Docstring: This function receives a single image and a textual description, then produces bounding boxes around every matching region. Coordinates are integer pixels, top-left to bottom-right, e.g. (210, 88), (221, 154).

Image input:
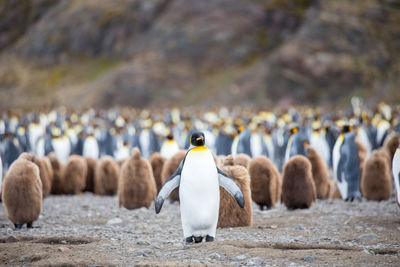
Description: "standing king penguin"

(155, 132), (245, 243)
(333, 125), (362, 201)
(392, 144), (400, 206)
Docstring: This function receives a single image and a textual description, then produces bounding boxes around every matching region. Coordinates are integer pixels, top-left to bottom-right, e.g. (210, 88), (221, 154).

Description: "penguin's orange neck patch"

(192, 146), (208, 152)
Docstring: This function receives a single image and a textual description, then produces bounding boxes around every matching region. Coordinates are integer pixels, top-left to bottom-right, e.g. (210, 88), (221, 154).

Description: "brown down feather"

(248, 156), (281, 210)
(49, 152), (65, 194)
(119, 148), (157, 209)
(94, 156), (119, 195)
(63, 155), (87, 194)
(149, 152), (166, 193)
(234, 153), (251, 169)
(282, 155), (316, 209)
(383, 133), (400, 163)
(84, 157), (96, 192)
(360, 149), (392, 201)
(218, 163), (252, 228)
(19, 152), (52, 198)
(2, 158), (42, 225)
(306, 146), (331, 199)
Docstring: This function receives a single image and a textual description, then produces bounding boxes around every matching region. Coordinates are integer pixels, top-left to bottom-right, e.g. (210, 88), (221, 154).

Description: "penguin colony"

(1, 100), (400, 231)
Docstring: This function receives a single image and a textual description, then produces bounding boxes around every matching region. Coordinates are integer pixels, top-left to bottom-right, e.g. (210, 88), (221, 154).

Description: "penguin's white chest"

(179, 147), (219, 238)
(392, 149), (400, 206)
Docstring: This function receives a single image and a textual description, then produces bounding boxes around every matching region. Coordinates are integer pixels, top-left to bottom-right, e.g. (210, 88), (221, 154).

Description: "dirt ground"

(1, 193), (399, 266)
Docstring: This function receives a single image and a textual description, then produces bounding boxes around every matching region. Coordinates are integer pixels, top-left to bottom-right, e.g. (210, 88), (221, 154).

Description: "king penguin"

(392, 144), (400, 206)
(155, 132), (245, 244)
(333, 125), (362, 201)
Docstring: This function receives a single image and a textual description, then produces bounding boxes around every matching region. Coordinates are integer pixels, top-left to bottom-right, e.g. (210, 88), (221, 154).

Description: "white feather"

(310, 132), (330, 166)
(83, 136), (99, 159)
(250, 133), (262, 158)
(392, 148), (400, 206)
(160, 140), (179, 159)
(180, 148), (219, 238)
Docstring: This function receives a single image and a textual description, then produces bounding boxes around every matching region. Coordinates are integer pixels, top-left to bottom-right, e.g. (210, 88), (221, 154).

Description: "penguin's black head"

(190, 132), (205, 146)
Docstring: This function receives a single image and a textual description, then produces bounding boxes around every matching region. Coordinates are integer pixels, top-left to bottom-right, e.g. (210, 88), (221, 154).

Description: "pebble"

(233, 253), (251, 261)
(136, 240), (150, 246)
(58, 247), (70, 252)
(209, 252), (225, 260)
(5, 235), (18, 243)
(304, 256), (315, 262)
(134, 248), (152, 256)
(106, 218), (122, 225)
(355, 233), (379, 243)
(247, 257), (265, 265)
(295, 224), (305, 230)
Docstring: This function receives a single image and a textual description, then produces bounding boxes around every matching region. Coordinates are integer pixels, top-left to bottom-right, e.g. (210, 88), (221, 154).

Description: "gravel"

(0, 193), (399, 266)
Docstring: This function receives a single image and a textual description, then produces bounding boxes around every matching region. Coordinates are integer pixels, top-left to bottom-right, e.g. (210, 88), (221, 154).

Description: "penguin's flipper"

(217, 167), (245, 208)
(155, 161), (183, 214)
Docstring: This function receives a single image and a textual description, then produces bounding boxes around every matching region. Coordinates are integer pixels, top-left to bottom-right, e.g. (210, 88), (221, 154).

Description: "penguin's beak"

(196, 137), (203, 141)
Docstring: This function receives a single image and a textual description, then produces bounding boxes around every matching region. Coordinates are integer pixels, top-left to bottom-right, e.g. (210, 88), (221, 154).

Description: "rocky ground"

(0, 193), (399, 266)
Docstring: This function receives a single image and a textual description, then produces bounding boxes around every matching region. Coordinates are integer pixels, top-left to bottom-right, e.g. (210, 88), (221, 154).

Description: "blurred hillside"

(0, 0), (399, 109)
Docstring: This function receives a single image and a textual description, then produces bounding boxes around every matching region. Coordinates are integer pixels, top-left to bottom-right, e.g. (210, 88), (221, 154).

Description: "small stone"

(233, 253), (251, 261)
(150, 244), (161, 249)
(304, 256), (315, 262)
(247, 257), (265, 266)
(191, 259), (201, 264)
(58, 247), (70, 252)
(209, 252), (221, 260)
(134, 248), (152, 257)
(60, 240), (67, 244)
(6, 228), (13, 235)
(106, 218), (122, 225)
(363, 249), (371, 255)
(295, 224), (305, 230)
(6, 236), (18, 243)
(270, 224), (278, 229)
(136, 241), (150, 246)
(355, 233), (379, 243)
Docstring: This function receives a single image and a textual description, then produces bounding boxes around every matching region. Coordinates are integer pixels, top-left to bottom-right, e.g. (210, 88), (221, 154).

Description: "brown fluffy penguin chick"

(234, 153), (251, 169)
(49, 152), (65, 194)
(63, 155), (87, 194)
(94, 156), (120, 195)
(383, 133), (400, 162)
(218, 163), (252, 228)
(360, 150), (392, 201)
(2, 158), (42, 229)
(19, 153), (52, 198)
(160, 150), (186, 202)
(149, 152), (166, 193)
(248, 156), (281, 210)
(84, 157), (96, 192)
(282, 155), (316, 209)
(306, 146), (331, 199)
(119, 148), (157, 209)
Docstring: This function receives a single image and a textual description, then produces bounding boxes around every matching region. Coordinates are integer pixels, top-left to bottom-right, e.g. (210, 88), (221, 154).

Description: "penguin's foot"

(185, 236), (194, 244)
(14, 223), (23, 230)
(27, 222), (38, 229)
(194, 236), (203, 243)
(259, 205), (264, 211)
(206, 235), (214, 242)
